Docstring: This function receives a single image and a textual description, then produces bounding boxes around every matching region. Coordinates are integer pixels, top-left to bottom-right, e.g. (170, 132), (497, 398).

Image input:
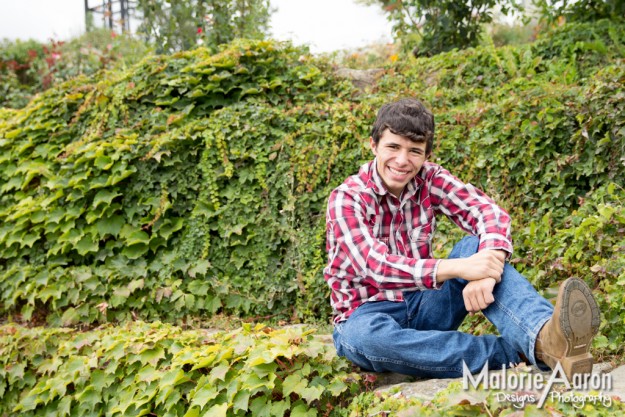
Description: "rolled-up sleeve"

(428, 166), (513, 255)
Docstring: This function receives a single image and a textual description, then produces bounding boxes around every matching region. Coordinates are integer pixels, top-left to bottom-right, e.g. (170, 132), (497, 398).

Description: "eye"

(410, 149), (423, 155)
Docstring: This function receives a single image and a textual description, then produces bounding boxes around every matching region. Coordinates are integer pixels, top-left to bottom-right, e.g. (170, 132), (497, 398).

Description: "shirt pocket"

(408, 221), (435, 255)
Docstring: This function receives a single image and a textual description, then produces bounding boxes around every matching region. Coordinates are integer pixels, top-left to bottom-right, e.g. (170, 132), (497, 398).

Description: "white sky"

(0, 0), (393, 53)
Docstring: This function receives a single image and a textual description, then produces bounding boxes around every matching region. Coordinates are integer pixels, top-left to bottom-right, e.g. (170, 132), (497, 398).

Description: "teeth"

(389, 167), (409, 175)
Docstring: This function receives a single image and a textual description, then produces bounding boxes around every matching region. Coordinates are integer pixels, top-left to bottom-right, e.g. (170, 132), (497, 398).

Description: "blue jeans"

(332, 236), (554, 378)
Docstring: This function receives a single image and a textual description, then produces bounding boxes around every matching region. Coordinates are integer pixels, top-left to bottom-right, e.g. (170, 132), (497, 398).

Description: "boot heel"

(561, 353), (593, 379)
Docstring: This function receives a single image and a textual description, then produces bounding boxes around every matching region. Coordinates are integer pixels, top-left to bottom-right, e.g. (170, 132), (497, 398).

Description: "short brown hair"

(371, 98), (435, 155)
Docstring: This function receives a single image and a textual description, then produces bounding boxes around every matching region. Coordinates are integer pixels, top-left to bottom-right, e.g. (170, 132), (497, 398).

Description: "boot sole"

(558, 278), (601, 375)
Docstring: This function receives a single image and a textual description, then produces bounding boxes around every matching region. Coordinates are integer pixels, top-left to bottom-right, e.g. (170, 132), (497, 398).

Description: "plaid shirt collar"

(366, 157), (424, 202)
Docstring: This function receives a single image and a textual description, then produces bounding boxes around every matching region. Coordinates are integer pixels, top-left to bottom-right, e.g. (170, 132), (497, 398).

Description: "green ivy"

(0, 321), (359, 416)
(1, 22), (624, 347)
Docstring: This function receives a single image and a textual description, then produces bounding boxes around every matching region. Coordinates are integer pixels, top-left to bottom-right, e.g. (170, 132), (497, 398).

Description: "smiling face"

(370, 129), (429, 198)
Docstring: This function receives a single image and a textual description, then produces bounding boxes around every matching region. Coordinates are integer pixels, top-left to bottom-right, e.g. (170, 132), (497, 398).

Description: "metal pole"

(84, 0), (90, 31)
(108, 0), (113, 29)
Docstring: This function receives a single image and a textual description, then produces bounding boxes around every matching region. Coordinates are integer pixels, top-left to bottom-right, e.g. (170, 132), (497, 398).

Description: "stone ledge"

(374, 362), (624, 402)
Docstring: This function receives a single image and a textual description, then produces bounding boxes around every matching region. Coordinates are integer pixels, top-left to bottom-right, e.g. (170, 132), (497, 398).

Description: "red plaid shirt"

(324, 159), (513, 323)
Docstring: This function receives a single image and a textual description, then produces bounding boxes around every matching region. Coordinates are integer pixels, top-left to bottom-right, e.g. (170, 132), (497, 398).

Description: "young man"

(324, 98), (601, 379)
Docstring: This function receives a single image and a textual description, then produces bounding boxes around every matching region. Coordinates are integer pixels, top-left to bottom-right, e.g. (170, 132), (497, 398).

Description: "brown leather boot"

(535, 277), (600, 380)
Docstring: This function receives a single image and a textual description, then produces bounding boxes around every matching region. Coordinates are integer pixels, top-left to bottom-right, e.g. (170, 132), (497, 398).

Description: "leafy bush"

(513, 183), (625, 356)
(0, 321), (359, 416)
(0, 39), (358, 326)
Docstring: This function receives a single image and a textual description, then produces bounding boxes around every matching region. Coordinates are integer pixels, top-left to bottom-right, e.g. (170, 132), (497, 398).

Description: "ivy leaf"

(204, 403), (228, 417)
(188, 260), (211, 278)
(232, 390), (250, 413)
(182, 407), (200, 417)
(137, 365), (160, 382)
(210, 364), (229, 382)
(75, 386), (100, 410)
(92, 189), (121, 208)
(75, 234), (99, 255)
(95, 215), (124, 237)
(190, 385), (218, 409)
(123, 230), (150, 245)
(249, 397), (271, 417)
(282, 373), (307, 397)
(270, 400), (290, 417)
(326, 378), (348, 396)
(128, 278), (145, 293)
(61, 308), (81, 326)
(156, 217), (183, 239)
(159, 368), (189, 388)
(122, 243), (149, 259)
(300, 385), (325, 403)
(94, 155), (113, 170)
(57, 396), (72, 417)
(290, 403), (317, 417)
(140, 347), (165, 367)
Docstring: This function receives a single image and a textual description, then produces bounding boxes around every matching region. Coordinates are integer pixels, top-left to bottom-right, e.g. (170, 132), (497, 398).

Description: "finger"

(468, 293), (481, 312)
(476, 290), (487, 310)
(463, 292), (476, 313)
(481, 291), (495, 308)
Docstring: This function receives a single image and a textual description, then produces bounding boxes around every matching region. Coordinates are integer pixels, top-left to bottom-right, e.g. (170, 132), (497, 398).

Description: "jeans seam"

(340, 339), (462, 374)
(492, 296), (549, 365)
(492, 298), (529, 333)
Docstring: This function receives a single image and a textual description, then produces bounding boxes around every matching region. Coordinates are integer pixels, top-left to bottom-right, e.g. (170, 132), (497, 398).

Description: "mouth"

(387, 166), (412, 178)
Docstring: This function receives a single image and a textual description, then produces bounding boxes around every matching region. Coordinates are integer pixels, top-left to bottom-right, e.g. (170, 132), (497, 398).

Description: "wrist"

(435, 259), (459, 283)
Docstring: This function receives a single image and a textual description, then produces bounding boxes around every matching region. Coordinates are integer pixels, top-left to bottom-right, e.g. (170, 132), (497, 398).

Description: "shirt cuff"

(431, 259), (443, 289)
(416, 259), (442, 290)
(478, 233), (513, 257)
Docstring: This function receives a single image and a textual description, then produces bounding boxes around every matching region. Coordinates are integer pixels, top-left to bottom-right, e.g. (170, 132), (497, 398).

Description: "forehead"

(379, 130), (427, 151)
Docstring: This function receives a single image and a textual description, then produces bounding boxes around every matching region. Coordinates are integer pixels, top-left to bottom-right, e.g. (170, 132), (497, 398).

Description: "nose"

(395, 149), (409, 165)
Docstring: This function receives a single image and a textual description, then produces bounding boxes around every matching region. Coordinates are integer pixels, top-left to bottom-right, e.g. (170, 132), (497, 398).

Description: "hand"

(436, 249), (507, 283)
(458, 249), (505, 282)
(463, 278), (497, 314)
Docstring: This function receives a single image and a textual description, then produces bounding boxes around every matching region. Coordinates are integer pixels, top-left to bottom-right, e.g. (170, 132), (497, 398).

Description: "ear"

(369, 137), (377, 155)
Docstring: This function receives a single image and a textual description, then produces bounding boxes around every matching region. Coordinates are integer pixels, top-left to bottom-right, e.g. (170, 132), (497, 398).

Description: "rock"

(608, 364), (625, 401)
(334, 68), (384, 91)
(374, 362), (622, 403)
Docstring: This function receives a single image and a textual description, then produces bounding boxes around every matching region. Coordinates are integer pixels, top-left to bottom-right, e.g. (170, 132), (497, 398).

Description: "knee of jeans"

(340, 313), (397, 352)
(448, 235), (479, 259)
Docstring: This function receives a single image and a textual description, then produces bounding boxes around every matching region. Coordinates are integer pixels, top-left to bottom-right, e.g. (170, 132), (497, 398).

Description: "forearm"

(335, 241), (439, 290)
(435, 249), (506, 283)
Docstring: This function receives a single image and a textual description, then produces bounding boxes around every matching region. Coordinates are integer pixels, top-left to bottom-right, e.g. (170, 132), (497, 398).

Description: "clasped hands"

(437, 249), (507, 314)
(461, 249), (506, 314)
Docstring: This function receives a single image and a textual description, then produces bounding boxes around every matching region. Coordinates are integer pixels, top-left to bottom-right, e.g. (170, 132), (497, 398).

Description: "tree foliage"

(136, 0), (272, 53)
(0, 30), (150, 109)
(360, 0), (522, 56)
(533, 0), (625, 24)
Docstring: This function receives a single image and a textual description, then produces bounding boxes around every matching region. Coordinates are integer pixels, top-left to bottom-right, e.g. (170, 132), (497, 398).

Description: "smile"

(388, 166), (411, 176)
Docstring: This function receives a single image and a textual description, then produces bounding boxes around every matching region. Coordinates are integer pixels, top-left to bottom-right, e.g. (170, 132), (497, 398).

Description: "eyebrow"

(384, 141), (425, 153)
